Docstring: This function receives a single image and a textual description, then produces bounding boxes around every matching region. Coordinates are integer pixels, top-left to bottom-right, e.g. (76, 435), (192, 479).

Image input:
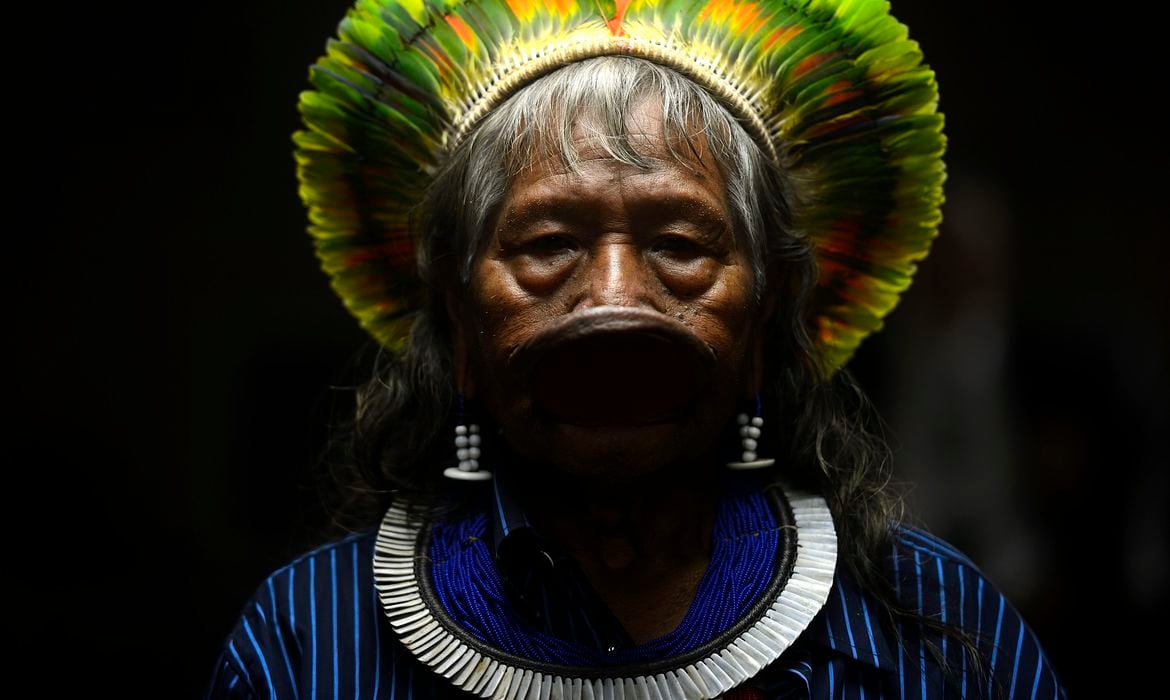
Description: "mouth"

(510, 307), (718, 428)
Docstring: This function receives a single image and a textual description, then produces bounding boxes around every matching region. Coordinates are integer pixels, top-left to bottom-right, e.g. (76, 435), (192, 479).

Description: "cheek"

(467, 259), (563, 353)
(672, 265), (757, 353)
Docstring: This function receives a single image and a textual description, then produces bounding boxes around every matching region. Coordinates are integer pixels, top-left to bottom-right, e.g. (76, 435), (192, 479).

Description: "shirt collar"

(489, 464), (532, 557)
(489, 464), (560, 580)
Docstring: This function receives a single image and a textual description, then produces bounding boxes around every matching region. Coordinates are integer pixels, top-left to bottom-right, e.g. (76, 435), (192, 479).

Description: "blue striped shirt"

(206, 484), (1066, 699)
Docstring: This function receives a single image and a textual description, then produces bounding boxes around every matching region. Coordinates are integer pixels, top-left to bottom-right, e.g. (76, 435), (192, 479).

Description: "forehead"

(515, 95), (723, 179)
(505, 95), (730, 202)
(496, 99), (730, 228)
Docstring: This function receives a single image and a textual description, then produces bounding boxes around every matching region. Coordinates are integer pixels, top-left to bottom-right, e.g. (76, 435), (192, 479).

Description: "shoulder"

(884, 523), (1011, 625)
(881, 524), (1067, 699)
(242, 528), (380, 631)
(204, 529), (383, 699)
(884, 523), (991, 620)
(890, 524), (982, 571)
(267, 529), (379, 589)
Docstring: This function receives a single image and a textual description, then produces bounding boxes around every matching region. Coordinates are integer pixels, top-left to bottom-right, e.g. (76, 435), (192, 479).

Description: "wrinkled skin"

(449, 98), (774, 484)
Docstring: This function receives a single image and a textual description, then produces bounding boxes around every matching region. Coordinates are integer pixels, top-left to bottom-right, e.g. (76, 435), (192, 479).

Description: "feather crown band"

(294, 0), (946, 373)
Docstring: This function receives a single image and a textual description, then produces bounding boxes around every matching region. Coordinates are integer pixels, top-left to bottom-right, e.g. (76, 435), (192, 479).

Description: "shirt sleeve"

(962, 565), (1067, 700)
(203, 583), (293, 700)
(204, 650), (257, 699)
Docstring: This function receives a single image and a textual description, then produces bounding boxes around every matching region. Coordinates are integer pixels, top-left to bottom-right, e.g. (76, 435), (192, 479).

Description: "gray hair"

(330, 59), (973, 671)
(414, 55), (803, 303)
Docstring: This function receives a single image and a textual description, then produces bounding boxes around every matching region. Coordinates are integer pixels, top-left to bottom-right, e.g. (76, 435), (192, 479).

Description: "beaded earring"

(727, 393), (776, 470)
(443, 392), (492, 481)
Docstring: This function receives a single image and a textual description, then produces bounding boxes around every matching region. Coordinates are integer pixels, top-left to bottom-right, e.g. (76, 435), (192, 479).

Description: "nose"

(576, 240), (653, 311)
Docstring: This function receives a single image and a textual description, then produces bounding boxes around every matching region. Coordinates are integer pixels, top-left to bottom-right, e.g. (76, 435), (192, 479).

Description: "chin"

(525, 420), (713, 483)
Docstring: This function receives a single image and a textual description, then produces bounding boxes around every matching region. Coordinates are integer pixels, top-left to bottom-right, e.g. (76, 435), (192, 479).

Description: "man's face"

(452, 97), (766, 482)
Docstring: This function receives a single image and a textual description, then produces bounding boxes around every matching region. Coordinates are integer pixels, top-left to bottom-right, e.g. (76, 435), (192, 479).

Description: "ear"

(445, 289), (475, 398)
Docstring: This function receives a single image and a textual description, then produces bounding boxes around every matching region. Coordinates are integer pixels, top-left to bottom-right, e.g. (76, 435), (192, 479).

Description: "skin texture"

(449, 98), (775, 643)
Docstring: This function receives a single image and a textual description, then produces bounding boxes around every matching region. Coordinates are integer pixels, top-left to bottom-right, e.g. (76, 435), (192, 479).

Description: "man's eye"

(653, 236), (700, 254)
(526, 235), (577, 254)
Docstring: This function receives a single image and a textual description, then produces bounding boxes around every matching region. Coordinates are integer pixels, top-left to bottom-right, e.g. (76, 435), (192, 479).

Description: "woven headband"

(294, 0), (946, 373)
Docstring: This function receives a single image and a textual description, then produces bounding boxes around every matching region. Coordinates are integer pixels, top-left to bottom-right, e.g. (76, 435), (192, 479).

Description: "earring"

(727, 393), (775, 470)
(443, 392), (492, 481)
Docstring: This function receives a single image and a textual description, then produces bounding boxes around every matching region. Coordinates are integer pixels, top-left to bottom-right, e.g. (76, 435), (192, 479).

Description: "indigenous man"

(207, 2), (1065, 698)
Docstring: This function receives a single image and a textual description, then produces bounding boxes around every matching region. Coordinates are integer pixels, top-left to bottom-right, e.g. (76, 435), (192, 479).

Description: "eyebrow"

(497, 194), (731, 235)
(497, 198), (597, 232)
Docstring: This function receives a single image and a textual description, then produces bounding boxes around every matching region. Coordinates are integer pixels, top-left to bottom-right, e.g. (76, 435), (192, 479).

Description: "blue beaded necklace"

(427, 478), (781, 667)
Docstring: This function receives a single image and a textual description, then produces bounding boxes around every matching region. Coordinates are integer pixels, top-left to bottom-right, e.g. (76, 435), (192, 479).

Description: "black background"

(22, 1), (1166, 695)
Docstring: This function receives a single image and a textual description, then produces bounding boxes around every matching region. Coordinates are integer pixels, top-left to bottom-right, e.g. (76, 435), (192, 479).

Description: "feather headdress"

(294, 0), (945, 373)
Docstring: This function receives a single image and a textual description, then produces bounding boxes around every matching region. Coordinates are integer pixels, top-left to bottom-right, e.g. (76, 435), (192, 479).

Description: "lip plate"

(514, 307), (718, 428)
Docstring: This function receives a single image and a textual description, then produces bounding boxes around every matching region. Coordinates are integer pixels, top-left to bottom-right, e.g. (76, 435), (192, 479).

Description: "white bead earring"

(443, 392), (492, 481)
(727, 393), (776, 470)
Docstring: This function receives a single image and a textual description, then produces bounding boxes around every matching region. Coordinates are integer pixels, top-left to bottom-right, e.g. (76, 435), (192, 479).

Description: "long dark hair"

(313, 55), (987, 693)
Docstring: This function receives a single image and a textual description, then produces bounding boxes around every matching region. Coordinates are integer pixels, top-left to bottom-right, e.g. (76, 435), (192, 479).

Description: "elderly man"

(206, 1), (1065, 698)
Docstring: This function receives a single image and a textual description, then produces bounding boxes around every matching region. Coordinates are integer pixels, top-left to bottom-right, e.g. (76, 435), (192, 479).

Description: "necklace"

(429, 483), (781, 665)
(373, 483), (836, 699)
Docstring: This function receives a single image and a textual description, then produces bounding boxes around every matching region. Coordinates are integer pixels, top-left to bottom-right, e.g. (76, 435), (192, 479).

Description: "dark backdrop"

(25, 1), (1165, 695)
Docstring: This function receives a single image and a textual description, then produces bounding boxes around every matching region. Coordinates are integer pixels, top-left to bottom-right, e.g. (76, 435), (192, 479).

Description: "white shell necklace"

(373, 484), (837, 699)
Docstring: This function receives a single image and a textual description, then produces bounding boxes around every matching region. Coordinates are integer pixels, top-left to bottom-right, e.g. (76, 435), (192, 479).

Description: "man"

(207, 2), (1065, 698)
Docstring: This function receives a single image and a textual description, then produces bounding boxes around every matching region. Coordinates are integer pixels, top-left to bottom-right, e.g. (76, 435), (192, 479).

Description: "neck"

(510, 455), (722, 643)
